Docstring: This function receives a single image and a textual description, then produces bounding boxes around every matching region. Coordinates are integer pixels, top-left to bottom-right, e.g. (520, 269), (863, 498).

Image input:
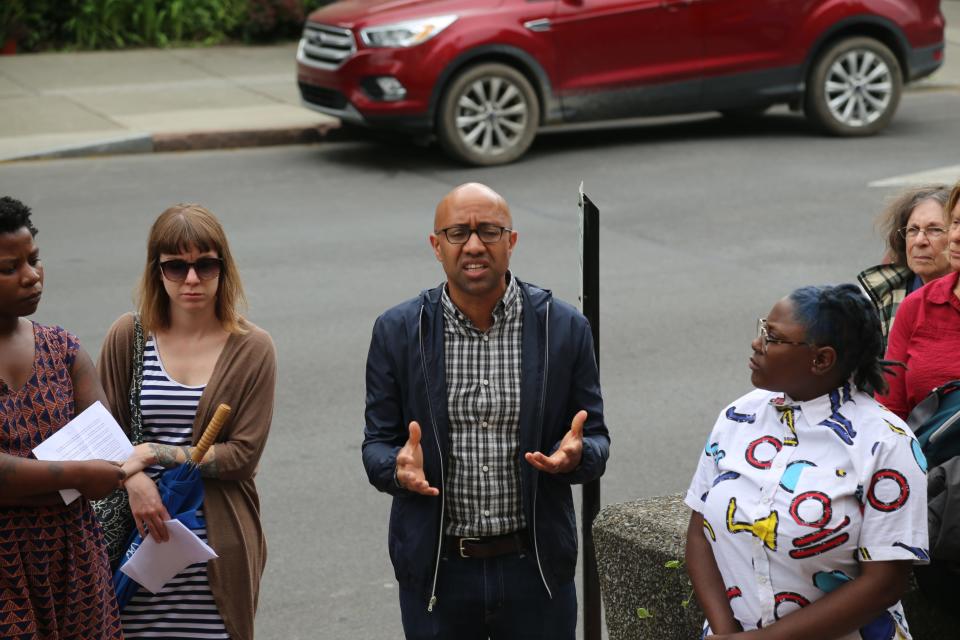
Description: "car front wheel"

(437, 63), (540, 166)
(805, 37), (902, 136)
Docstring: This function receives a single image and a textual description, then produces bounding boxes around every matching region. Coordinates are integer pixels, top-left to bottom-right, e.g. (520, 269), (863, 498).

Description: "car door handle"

(523, 18), (552, 32)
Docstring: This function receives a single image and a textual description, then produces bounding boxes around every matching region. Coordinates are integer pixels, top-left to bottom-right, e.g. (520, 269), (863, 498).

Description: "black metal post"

(578, 186), (601, 640)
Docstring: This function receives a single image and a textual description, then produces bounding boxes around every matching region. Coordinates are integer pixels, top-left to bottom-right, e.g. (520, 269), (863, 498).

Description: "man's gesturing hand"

(395, 421), (440, 496)
(524, 410), (586, 474)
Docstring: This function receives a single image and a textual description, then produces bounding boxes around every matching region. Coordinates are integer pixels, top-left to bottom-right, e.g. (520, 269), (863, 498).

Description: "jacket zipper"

(531, 300), (553, 599)
(419, 304), (445, 613)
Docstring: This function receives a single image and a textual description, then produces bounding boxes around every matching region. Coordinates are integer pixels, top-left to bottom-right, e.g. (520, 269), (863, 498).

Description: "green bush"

(243, 0), (334, 41)
(0, 2), (21, 46)
(64, 0), (248, 49)
(3, 0), (76, 51)
(2, 0), (332, 52)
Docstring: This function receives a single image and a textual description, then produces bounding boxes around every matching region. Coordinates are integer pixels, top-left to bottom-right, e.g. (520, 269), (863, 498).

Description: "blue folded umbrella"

(113, 461), (206, 608)
(113, 404), (231, 609)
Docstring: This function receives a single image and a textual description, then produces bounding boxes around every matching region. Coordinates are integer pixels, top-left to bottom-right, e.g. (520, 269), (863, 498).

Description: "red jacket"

(878, 271), (960, 419)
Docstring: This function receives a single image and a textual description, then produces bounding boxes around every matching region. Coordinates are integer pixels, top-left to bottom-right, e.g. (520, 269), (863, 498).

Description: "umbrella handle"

(192, 404), (231, 464)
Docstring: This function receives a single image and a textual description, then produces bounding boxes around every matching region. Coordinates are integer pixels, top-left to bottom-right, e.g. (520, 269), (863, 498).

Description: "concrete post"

(592, 495), (702, 640)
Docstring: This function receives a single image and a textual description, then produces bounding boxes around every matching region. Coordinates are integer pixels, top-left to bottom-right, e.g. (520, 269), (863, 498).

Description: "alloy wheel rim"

(824, 49), (893, 127)
(455, 77), (529, 156)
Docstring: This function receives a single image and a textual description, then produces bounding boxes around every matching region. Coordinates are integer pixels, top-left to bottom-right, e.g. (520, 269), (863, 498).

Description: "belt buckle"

(458, 537), (481, 558)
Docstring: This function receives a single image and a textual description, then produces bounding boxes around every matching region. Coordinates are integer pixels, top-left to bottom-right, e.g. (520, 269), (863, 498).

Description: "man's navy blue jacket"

(363, 278), (610, 609)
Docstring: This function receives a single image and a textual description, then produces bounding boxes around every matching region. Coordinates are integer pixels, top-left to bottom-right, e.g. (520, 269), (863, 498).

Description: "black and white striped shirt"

(122, 337), (229, 639)
(442, 275), (525, 537)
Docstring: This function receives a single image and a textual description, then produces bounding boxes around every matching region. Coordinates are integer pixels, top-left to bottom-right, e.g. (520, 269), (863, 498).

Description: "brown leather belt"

(446, 530), (527, 559)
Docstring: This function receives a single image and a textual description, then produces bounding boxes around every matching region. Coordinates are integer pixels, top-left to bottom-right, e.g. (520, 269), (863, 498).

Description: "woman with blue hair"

(685, 284), (929, 639)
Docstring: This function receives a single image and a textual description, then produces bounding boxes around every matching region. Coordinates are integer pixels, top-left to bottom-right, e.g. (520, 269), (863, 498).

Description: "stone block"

(593, 495), (702, 640)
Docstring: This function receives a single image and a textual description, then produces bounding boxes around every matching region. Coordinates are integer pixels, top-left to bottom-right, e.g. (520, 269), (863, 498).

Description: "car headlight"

(360, 15), (457, 48)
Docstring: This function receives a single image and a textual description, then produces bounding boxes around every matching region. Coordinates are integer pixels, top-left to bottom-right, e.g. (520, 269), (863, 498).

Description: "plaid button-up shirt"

(441, 274), (525, 537)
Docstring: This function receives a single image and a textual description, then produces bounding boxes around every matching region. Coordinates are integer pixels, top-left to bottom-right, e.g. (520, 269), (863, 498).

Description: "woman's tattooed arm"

(146, 443), (220, 478)
(147, 443), (190, 468)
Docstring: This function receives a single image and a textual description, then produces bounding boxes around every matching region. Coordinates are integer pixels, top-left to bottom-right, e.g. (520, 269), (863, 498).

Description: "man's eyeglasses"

(756, 318), (811, 354)
(158, 257), (223, 282)
(435, 224), (512, 245)
(898, 225), (946, 240)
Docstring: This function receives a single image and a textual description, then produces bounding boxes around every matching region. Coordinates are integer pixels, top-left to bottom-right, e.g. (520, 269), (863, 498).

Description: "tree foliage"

(1, 0), (333, 51)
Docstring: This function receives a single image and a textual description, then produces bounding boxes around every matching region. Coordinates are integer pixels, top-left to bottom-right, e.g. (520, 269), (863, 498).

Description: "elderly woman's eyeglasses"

(756, 318), (811, 354)
(435, 224), (512, 244)
(898, 225), (946, 240)
(158, 257), (223, 282)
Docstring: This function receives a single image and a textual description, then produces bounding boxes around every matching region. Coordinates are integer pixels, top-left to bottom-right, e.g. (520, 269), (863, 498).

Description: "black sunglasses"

(158, 257), (223, 282)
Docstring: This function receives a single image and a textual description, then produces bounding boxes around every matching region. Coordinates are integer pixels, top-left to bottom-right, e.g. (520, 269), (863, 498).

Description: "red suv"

(297, 0), (944, 166)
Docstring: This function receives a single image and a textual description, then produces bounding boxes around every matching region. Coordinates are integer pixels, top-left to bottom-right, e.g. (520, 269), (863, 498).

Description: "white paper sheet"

(32, 400), (134, 504)
(119, 519), (218, 593)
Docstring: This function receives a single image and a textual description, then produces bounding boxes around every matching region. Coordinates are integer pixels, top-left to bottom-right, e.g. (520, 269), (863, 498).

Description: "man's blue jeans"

(399, 548), (577, 639)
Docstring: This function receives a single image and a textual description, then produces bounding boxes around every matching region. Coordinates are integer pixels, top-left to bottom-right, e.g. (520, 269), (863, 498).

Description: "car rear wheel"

(805, 37), (902, 136)
(437, 63), (540, 166)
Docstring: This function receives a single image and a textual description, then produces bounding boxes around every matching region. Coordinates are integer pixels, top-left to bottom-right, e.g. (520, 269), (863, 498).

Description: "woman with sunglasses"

(685, 284), (928, 639)
(0, 196), (126, 638)
(99, 204), (277, 640)
(856, 184), (951, 351)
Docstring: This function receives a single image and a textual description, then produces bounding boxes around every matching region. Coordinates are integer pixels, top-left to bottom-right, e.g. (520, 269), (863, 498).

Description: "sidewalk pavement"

(0, 43), (339, 162)
(1, 4), (959, 164)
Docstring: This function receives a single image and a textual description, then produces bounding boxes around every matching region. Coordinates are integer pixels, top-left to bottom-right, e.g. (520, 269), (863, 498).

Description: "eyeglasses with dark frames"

(898, 225), (947, 240)
(756, 318), (811, 354)
(158, 257), (224, 282)
(435, 224), (512, 245)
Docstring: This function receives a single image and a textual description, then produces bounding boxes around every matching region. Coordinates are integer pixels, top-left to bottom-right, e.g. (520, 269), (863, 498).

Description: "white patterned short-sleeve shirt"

(685, 382), (929, 639)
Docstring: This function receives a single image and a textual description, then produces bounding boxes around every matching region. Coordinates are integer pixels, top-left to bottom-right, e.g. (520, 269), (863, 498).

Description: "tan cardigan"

(98, 313), (277, 640)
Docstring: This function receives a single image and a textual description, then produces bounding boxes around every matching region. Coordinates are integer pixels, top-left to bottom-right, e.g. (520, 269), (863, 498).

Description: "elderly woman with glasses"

(98, 204), (277, 640)
(685, 284), (928, 640)
(857, 184), (951, 350)
(877, 182), (960, 422)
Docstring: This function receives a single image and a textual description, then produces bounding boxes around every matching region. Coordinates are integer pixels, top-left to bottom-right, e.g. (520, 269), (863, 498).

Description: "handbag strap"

(937, 380), (960, 396)
(128, 314), (145, 445)
(908, 380), (960, 435)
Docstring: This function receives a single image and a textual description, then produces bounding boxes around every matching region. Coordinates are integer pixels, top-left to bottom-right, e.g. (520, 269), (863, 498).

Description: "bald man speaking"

(363, 183), (610, 639)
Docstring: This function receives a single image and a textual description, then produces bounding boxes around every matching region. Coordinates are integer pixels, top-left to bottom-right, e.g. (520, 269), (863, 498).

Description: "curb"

(905, 82), (960, 94)
(2, 121), (350, 163)
(4, 133), (154, 163)
(152, 121), (343, 152)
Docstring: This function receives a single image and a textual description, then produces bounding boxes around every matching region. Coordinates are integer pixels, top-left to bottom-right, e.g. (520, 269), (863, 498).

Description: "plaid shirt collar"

(440, 271), (521, 334)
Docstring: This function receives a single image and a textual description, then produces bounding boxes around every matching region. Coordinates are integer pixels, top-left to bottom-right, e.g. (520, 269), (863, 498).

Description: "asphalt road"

(1, 90), (959, 639)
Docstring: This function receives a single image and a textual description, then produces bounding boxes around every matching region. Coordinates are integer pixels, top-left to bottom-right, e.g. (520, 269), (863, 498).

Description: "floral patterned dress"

(0, 323), (123, 639)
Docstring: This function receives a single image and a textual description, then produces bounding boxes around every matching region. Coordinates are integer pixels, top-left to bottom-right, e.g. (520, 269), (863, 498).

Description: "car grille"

(299, 23), (356, 68)
(299, 83), (349, 110)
